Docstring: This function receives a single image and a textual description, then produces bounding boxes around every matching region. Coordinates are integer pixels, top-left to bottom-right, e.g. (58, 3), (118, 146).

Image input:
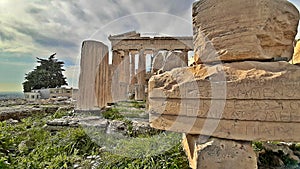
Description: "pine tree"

(22, 53), (68, 92)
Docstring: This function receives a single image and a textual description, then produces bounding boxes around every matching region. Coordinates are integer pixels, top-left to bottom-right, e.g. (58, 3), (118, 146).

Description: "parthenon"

(77, 31), (193, 110)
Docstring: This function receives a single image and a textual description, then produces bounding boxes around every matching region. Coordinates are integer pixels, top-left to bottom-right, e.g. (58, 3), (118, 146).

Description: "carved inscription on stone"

(149, 62), (300, 141)
(149, 99), (300, 122)
(149, 114), (300, 141)
(155, 79), (300, 100)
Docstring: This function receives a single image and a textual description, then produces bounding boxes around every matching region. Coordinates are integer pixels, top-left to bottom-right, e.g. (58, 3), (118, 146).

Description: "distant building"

(24, 86), (78, 101)
(24, 92), (41, 101)
(32, 89), (50, 99)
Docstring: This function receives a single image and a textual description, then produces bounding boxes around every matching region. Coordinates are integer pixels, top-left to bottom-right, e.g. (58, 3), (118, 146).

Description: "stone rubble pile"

(45, 113), (155, 136)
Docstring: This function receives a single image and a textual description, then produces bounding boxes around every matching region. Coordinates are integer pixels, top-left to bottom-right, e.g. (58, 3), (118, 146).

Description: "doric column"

(112, 50), (121, 66)
(78, 40), (109, 110)
(135, 50), (146, 101)
(111, 50), (121, 102)
(95, 45), (109, 108)
(124, 50), (130, 80)
(151, 50), (159, 70)
(182, 50), (189, 66)
(107, 64), (113, 103)
(120, 50), (130, 101)
(130, 51), (137, 80)
(130, 50), (137, 96)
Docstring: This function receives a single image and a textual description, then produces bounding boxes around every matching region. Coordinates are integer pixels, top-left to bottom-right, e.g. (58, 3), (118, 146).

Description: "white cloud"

(64, 65), (80, 88)
(1, 0), (299, 91)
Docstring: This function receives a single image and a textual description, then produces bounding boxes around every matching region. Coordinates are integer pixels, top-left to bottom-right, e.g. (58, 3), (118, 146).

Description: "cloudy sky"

(0, 0), (299, 92)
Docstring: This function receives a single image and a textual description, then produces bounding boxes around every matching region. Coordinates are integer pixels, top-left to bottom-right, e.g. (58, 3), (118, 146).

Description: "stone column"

(182, 50), (189, 66)
(78, 40), (109, 110)
(119, 50), (130, 101)
(95, 45), (109, 108)
(130, 51), (136, 79)
(107, 64), (113, 103)
(150, 50), (158, 71)
(129, 51), (137, 97)
(135, 50), (146, 101)
(111, 50), (121, 102)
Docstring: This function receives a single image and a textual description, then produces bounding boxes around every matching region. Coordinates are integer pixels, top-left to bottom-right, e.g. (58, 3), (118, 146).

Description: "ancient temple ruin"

(77, 31), (193, 110)
(77, 0), (300, 168)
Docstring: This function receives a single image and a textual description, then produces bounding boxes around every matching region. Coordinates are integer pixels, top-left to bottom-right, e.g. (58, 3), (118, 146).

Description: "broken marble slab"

(149, 61), (300, 141)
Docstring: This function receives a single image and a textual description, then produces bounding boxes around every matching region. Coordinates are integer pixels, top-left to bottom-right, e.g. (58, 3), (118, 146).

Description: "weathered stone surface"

(182, 136), (257, 169)
(109, 31), (193, 51)
(135, 51), (146, 101)
(120, 51), (131, 101)
(95, 42), (110, 108)
(291, 40), (300, 64)
(149, 61), (300, 141)
(107, 65), (114, 103)
(151, 53), (165, 73)
(193, 0), (300, 63)
(78, 40), (109, 110)
(149, 61), (300, 99)
(135, 85), (145, 101)
(150, 114), (300, 141)
(152, 52), (188, 74)
(161, 52), (188, 72)
(111, 50), (132, 101)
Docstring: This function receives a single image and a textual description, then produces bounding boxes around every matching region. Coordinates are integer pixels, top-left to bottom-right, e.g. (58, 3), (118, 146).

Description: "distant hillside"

(0, 92), (24, 100)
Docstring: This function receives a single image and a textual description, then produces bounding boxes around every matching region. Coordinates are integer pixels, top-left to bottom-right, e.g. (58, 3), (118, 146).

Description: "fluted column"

(182, 50), (189, 66)
(151, 50), (159, 71)
(78, 40), (109, 110)
(135, 50), (146, 101)
(111, 50), (121, 102)
(107, 64), (113, 103)
(130, 51), (137, 96)
(119, 50), (130, 101)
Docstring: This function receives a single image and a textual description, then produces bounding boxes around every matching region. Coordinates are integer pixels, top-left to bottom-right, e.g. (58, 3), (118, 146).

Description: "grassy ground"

(0, 107), (190, 169)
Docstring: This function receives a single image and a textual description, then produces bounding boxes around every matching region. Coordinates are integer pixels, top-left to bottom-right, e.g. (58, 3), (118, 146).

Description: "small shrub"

(252, 141), (264, 151)
(102, 108), (124, 120)
(52, 110), (69, 119)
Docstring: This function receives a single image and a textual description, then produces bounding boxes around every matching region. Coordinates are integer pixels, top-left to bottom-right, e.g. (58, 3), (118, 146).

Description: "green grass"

(0, 112), (190, 169)
(97, 142), (190, 169)
(0, 115), (98, 168)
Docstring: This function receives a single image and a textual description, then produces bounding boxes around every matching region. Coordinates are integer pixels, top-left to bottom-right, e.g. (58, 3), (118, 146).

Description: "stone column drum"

(111, 50), (122, 102)
(95, 43), (109, 108)
(78, 40), (109, 110)
(135, 50), (146, 101)
(130, 51), (137, 97)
